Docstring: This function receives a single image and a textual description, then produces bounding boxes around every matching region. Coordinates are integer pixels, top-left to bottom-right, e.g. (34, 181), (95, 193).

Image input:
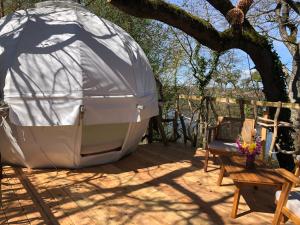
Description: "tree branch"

(275, 0), (297, 54)
(108, 0), (224, 51)
(282, 0), (300, 15)
(205, 0), (234, 18)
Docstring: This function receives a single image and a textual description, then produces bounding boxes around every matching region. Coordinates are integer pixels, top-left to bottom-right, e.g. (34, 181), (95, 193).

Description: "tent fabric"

(0, 1), (158, 126)
(0, 1), (158, 168)
(0, 117), (29, 167)
(0, 119), (149, 168)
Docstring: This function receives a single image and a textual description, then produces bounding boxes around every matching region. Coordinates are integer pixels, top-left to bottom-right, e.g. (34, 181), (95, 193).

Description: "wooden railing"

(179, 95), (300, 110)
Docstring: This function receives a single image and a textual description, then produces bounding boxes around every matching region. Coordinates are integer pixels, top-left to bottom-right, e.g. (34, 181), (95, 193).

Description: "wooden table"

(218, 155), (286, 219)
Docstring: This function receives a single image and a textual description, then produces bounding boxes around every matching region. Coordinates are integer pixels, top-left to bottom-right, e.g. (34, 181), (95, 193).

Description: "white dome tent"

(0, 0), (158, 168)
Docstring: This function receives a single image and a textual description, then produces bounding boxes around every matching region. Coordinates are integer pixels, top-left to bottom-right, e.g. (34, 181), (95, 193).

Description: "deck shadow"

(0, 143), (277, 225)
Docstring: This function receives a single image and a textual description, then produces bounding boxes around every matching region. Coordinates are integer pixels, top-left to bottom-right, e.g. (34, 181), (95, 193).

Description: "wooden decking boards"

(0, 143), (278, 225)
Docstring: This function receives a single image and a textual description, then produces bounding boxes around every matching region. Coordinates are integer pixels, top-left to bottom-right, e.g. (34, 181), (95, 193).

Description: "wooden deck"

(0, 143), (279, 225)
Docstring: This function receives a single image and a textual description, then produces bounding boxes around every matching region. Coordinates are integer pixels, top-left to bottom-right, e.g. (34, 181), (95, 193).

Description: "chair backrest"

(216, 116), (255, 143)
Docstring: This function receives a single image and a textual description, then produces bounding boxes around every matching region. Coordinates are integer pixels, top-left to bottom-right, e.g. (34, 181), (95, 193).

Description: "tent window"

(80, 123), (129, 156)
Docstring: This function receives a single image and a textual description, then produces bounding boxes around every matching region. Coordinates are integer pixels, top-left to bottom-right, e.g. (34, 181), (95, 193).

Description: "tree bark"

(108, 0), (295, 169)
(276, 0), (300, 169)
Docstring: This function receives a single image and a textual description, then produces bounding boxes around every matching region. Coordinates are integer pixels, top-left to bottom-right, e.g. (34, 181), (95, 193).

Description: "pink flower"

(236, 138), (262, 156)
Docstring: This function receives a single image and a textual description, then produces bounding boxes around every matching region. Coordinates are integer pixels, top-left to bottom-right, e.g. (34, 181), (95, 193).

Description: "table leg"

(217, 163), (225, 186)
(231, 183), (241, 219)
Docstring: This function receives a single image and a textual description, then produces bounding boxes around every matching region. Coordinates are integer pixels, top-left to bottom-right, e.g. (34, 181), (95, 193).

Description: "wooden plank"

(23, 170), (79, 225)
(257, 116), (275, 123)
(14, 168), (62, 225)
(87, 155), (194, 224)
(8, 168), (44, 225)
(276, 168), (300, 184)
(257, 122), (274, 127)
(1, 167), (30, 225)
(1, 143), (280, 225)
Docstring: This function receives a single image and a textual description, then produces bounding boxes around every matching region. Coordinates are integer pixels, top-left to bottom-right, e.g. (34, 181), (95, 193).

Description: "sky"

(235, 35), (293, 77)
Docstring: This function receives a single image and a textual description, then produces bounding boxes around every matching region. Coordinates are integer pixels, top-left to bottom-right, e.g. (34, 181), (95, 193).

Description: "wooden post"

(148, 118), (154, 144)
(173, 98), (179, 142)
(260, 110), (268, 161)
(269, 102), (282, 160)
(202, 98), (209, 149)
(157, 102), (168, 146)
(157, 115), (168, 145)
(226, 98), (231, 117)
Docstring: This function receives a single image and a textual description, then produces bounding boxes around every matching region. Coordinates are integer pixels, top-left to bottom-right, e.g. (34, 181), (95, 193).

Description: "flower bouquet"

(236, 137), (262, 169)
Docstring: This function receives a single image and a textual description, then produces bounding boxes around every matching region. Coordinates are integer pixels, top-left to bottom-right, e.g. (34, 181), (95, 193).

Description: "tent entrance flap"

(80, 123), (129, 156)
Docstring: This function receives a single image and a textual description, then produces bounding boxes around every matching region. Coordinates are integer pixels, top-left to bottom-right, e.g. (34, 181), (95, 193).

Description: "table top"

(219, 155), (286, 186)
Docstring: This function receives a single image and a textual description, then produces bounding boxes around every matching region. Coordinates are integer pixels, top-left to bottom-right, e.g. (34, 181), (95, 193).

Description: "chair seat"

(276, 187), (300, 217)
(208, 140), (237, 152)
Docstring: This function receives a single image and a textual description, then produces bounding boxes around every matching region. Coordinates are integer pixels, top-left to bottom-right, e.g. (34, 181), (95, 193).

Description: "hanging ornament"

(226, 7), (244, 26)
(237, 0), (254, 14)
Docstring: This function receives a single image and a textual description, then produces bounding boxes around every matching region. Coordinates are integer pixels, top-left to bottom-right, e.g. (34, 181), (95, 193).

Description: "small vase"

(246, 154), (256, 169)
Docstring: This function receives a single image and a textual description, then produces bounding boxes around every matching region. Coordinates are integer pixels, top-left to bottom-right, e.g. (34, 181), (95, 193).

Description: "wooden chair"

(204, 116), (255, 172)
(273, 158), (300, 225)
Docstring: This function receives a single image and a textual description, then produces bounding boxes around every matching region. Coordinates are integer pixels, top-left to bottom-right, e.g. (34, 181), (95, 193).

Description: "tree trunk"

(289, 45), (300, 164)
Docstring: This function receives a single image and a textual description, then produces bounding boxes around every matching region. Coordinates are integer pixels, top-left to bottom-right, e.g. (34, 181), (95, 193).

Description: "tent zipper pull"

(79, 105), (85, 126)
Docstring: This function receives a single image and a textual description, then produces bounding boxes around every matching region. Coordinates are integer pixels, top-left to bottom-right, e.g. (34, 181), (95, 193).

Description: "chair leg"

(204, 150), (210, 172)
(272, 182), (292, 225)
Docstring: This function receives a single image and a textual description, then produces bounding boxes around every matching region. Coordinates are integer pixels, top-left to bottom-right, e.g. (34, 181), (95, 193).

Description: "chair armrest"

(276, 168), (300, 185)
